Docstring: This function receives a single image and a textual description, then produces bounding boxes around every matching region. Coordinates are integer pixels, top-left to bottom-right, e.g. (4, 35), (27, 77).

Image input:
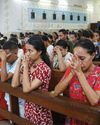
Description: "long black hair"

(28, 35), (51, 67)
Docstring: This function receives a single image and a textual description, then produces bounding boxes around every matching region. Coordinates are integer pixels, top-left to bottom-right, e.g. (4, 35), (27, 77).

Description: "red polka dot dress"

(24, 61), (53, 125)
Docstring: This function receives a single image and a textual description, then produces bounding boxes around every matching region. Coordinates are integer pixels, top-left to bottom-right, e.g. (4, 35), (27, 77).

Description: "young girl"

(51, 39), (100, 125)
(52, 40), (73, 71)
(11, 36), (53, 125)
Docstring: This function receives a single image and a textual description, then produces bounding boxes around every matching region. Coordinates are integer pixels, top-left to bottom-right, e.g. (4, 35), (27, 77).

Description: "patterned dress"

(64, 66), (100, 125)
(23, 61), (53, 125)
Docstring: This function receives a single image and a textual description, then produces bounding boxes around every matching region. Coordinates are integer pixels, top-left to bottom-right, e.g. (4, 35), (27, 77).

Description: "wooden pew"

(0, 82), (100, 125)
(49, 70), (65, 125)
(49, 69), (64, 91)
(0, 69), (99, 125)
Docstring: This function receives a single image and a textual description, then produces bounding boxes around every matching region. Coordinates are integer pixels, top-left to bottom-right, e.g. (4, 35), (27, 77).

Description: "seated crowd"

(0, 28), (100, 125)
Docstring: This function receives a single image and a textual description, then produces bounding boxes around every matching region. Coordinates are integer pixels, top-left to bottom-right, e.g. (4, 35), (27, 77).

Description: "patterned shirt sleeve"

(60, 66), (71, 82)
(93, 75), (100, 91)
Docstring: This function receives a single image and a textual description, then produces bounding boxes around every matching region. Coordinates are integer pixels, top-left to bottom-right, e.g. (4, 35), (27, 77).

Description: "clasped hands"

(68, 54), (82, 74)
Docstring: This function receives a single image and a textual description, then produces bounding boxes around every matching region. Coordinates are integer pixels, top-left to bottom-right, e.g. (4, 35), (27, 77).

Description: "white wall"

(0, 0), (99, 34)
(0, 0), (4, 34)
(91, 1), (100, 22)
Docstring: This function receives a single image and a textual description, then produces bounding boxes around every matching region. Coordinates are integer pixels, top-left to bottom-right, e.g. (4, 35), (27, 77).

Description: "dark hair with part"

(55, 40), (69, 51)
(9, 37), (22, 48)
(3, 40), (18, 51)
(74, 39), (96, 55)
(28, 36), (51, 67)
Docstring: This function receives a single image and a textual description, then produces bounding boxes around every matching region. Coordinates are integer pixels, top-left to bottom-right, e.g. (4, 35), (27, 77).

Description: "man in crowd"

(58, 29), (73, 53)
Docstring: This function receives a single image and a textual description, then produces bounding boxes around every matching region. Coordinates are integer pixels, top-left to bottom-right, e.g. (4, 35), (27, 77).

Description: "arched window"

(53, 13), (56, 20)
(84, 16), (87, 21)
(62, 14), (65, 20)
(31, 10), (35, 19)
(77, 15), (80, 21)
(42, 12), (46, 20)
(70, 13), (73, 21)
